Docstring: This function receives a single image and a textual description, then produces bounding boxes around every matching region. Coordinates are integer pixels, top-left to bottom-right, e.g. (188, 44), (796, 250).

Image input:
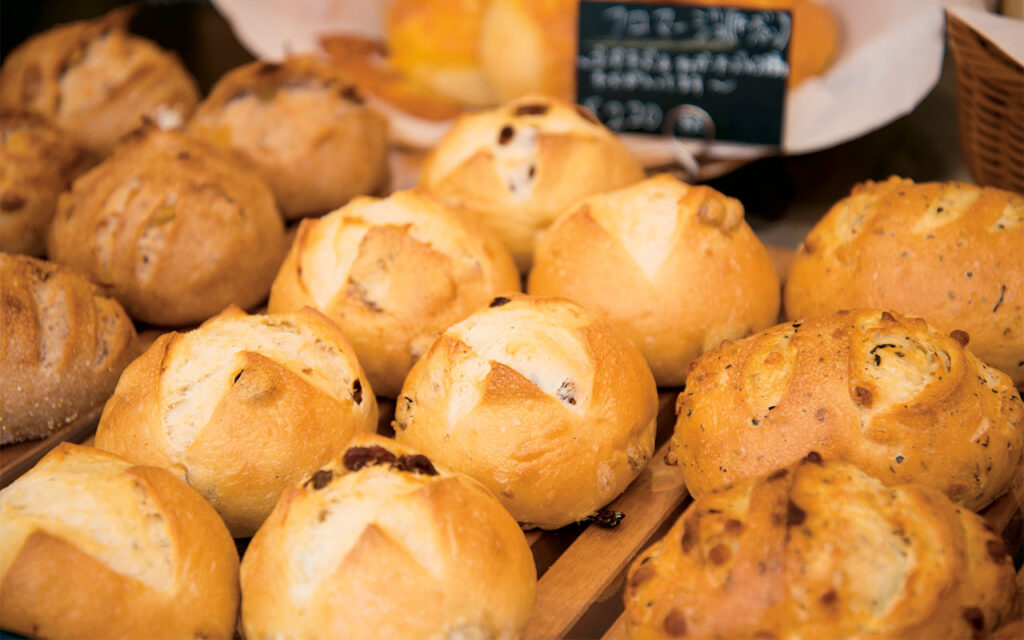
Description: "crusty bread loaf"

(394, 293), (658, 529)
(785, 177), (1024, 388)
(47, 127), (286, 326)
(0, 443), (239, 639)
(268, 187), (521, 397)
(241, 433), (536, 640)
(94, 305), (378, 537)
(624, 455), (1019, 639)
(0, 7), (199, 155)
(529, 174), (780, 387)
(670, 309), (1024, 510)
(1, 254), (137, 445)
(419, 95), (645, 270)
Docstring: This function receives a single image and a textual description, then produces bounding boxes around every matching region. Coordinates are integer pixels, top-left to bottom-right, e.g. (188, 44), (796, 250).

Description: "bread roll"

(529, 174), (780, 387)
(1, 254), (137, 445)
(670, 309), (1024, 510)
(268, 187), (521, 397)
(0, 443), (239, 639)
(785, 177), (1024, 388)
(419, 95), (645, 270)
(48, 127), (285, 326)
(394, 293), (658, 529)
(95, 306), (378, 537)
(0, 7), (199, 155)
(241, 433), (536, 640)
(624, 455), (1019, 639)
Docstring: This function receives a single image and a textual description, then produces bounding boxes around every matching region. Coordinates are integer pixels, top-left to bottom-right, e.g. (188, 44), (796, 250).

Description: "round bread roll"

(670, 309), (1024, 511)
(268, 187), (521, 397)
(241, 433), (536, 640)
(529, 174), (780, 387)
(0, 7), (199, 155)
(189, 56), (389, 220)
(0, 112), (91, 256)
(785, 177), (1024, 389)
(94, 305), (378, 537)
(1, 254), (137, 445)
(394, 293), (658, 529)
(48, 127), (286, 326)
(419, 95), (645, 270)
(624, 455), (1019, 639)
(0, 443), (239, 639)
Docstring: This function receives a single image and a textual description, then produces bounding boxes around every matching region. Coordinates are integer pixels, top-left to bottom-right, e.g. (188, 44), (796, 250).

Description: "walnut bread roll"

(670, 309), (1024, 511)
(0, 443), (239, 639)
(529, 173), (780, 387)
(624, 455), (1019, 639)
(95, 305), (378, 537)
(1, 254), (137, 445)
(240, 433), (536, 640)
(394, 293), (658, 529)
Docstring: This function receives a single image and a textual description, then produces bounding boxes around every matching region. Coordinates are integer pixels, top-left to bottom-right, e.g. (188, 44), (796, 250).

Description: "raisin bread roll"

(419, 95), (645, 270)
(785, 178), (1024, 388)
(1, 254), (137, 445)
(0, 443), (239, 639)
(670, 309), (1024, 510)
(241, 434), (536, 640)
(394, 294), (658, 529)
(95, 306), (377, 537)
(624, 455), (1019, 639)
(529, 174), (780, 387)
(268, 187), (520, 397)
(48, 127), (286, 326)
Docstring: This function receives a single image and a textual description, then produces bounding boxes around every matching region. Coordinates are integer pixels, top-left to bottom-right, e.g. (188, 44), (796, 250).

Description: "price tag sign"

(576, 2), (791, 146)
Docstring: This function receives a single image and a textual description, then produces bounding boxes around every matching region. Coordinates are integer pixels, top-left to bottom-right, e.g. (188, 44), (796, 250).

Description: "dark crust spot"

(342, 445), (397, 471)
(852, 385), (874, 408)
(396, 454), (438, 476)
(767, 468), (788, 482)
(498, 125), (514, 145)
(724, 519), (744, 534)
(820, 590), (839, 606)
(961, 607), (984, 633)
(515, 103), (549, 116)
(993, 284), (1006, 313)
(786, 500), (806, 527)
(308, 469), (333, 490)
(815, 408), (827, 421)
(681, 517), (698, 552)
(341, 85), (364, 104)
(232, 369), (244, 384)
(256, 62), (283, 75)
(575, 103), (600, 124)
(708, 543), (731, 565)
(986, 539), (1007, 563)
(557, 379), (577, 405)
(803, 451), (823, 465)
(630, 564), (656, 588)
(593, 508), (625, 528)
(0, 192), (26, 212)
(663, 608), (688, 637)
(950, 329), (970, 347)
(489, 296), (511, 307)
(351, 378), (363, 405)
(880, 311), (898, 324)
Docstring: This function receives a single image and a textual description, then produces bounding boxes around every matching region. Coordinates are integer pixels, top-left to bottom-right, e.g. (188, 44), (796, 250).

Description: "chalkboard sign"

(576, 2), (791, 146)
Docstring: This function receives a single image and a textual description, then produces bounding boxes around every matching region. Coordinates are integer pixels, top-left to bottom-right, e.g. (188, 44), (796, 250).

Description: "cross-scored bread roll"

(48, 127), (286, 326)
(624, 455), (1019, 639)
(95, 306), (377, 537)
(419, 95), (645, 270)
(241, 433), (536, 640)
(0, 443), (239, 639)
(785, 177), (1024, 388)
(529, 174), (780, 387)
(268, 187), (521, 397)
(1, 254), (137, 445)
(670, 309), (1024, 510)
(394, 294), (658, 529)
(189, 56), (389, 220)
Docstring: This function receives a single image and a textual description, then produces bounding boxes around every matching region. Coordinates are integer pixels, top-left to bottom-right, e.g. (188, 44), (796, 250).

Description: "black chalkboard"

(576, 2), (791, 146)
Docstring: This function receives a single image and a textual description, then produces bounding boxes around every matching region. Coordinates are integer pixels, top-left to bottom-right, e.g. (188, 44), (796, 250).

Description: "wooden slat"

(601, 612), (629, 640)
(0, 406), (102, 488)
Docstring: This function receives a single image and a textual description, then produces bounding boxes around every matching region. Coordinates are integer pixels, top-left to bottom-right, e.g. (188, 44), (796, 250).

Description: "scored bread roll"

(624, 455), (1019, 639)
(95, 306), (378, 537)
(529, 174), (780, 387)
(241, 433), (536, 640)
(670, 309), (1024, 510)
(0, 443), (239, 639)
(1, 254), (137, 445)
(394, 294), (658, 529)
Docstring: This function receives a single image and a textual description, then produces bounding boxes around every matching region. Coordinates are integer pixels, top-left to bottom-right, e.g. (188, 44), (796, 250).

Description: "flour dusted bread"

(624, 456), (1019, 639)
(0, 443), (239, 639)
(241, 433), (536, 640)
(670, 309), (1024, 510)
(1, 254), (136, 445)
(529, 174), (780, 387)
(95, 306), (377, 537)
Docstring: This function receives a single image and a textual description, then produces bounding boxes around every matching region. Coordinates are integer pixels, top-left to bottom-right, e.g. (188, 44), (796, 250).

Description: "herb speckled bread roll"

(241, 433), (536, 640)
(624, 455), (1019, 639)
(95, 305), (377, 537)
(670, 309), (1024, 510)
(0, 443), (239, 639)
(394, 294), (658, 529)
(529, 174), (780, 387)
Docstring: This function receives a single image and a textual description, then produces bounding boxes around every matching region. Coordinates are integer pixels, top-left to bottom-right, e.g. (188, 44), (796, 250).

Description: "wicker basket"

(947, 10), (1024, 193)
